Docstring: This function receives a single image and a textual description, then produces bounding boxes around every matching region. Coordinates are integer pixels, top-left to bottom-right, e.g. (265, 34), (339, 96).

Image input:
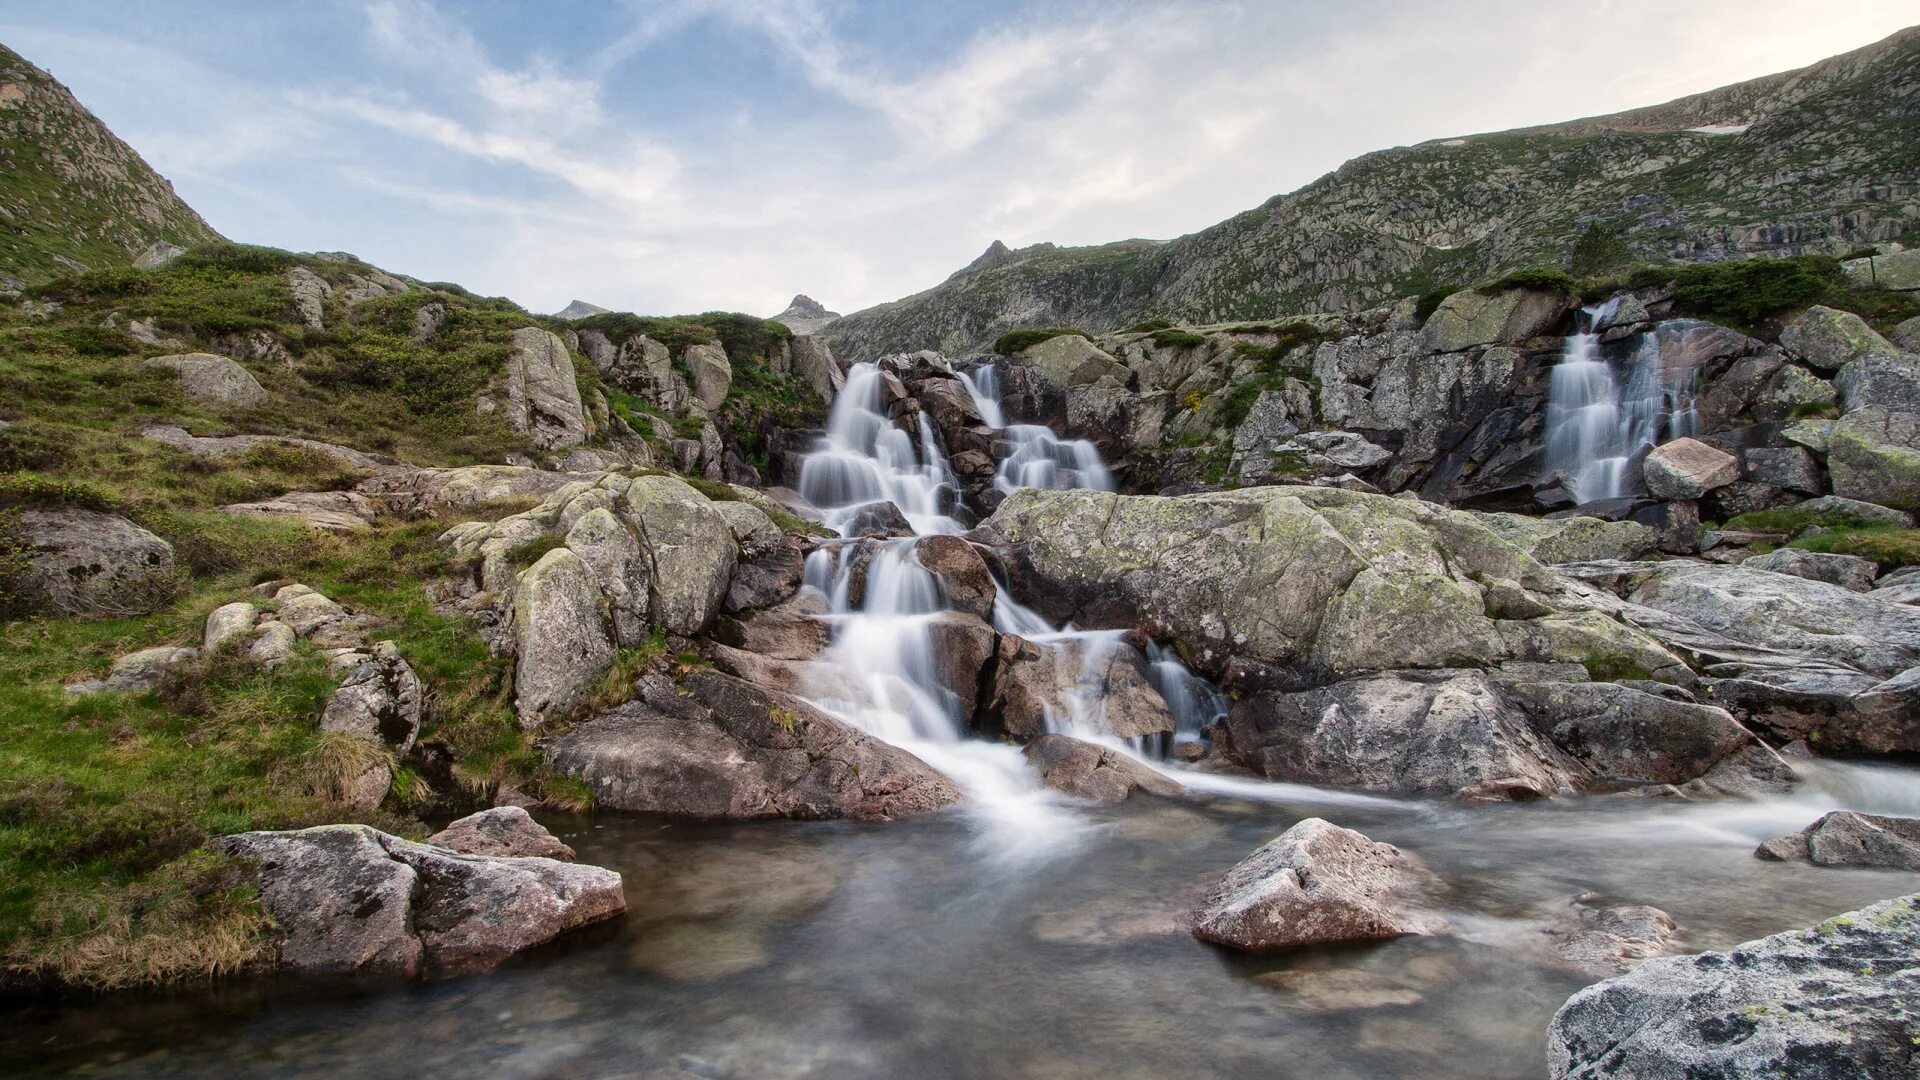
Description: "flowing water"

(8, 360), (1916, 1079)
(1542, 302), (1699, 505)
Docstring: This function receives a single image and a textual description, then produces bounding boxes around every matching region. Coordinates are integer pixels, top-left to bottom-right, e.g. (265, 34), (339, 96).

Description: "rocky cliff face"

(0, 43), (222, 286)
(824, 27), (1920, 360)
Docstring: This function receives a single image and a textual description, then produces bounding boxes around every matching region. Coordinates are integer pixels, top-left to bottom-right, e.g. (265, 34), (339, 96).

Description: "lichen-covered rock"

(15, 508), (176, 617)
(1641, 437), (1739, 500)
(272, 583), (365, 647)
(358, 464), (577, 515)
(501, 327), (588, 450)
(511, 548), (615, 728)
(247, 620), (296, 669)
(202, 601), (257, 652)
(219, 824), (624, 979)
(1628, 562), (1920, 678)
(1504, 680), (1748, 787)
(914, 534), (996, 620)
(1780, 304), (1903, 371)
(1547, 893), (1920, 1079)
(624, 475), (736, 634)
(64, 645), (199, 695)
(789, 335), (844, 403)
(1827, 406), (1920, 511)
(1419, 288), (1570, 353)
(143, 352), (268, 408)
(545, 671), (962, 820)
(221, 490), (381, 531)
(1189, 818), (1445, 951)
(1024, 733), (1182, 802)
(1743, 548), (1878, 592)
(427, 806), (575, 861)
(286, 267), (332, 332)
(682, 341), (732, 411)
(1019, 334), (1127, 387)
(1479, 513), (1657, 564)
(562, 506), (651, 647)
(1756, 810), (1920, 870)
(320, 641), (424, 751)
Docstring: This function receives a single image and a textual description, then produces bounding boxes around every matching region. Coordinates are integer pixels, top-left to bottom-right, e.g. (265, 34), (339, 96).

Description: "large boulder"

(987, 633), (1174, 740)
(1548, 893), (1920, 1079)
(1019, 334), (1127, 387)
(143, 353), (268, 408)
(1628, 563), (1920, 679)
(1225, 670), (1584, 800)
(545, 671), (962, 820)
(562, 506), (651, 646)
(624, 475), (737, 634)
(1024, 733), (1182, 802)
(1826, 406), (1920, 511)
(511, 548), (616, 728)
(1478, 513), (1656, 564)
(1188, 818), (1445, 950)
(501, 327), (588, 450)
(914, 535), (996, 620)
(1641, 437), (1739, 500)
(427, 806), (576, 861)
(220, 824), (624, 979)
(286, 266), (332, 331)
(319, 641), (425, 751)
(1503, 680), (1749, 787)
(1779, 305), (1903, 372)
(1743, 548), (1878, 592)
(682, 342), (733, 411)
(64, 644), (198, 696)
(1419, 287), (1571, 353)
(13, 508), (175, 617)
(1756, 810), (1920, 870)
(789, 335), (844, 404)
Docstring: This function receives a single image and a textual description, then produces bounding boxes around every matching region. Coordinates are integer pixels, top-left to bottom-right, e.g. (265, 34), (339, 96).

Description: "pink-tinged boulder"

(1642, 437), (1740, 500)
(1189, 818), (1445, 950)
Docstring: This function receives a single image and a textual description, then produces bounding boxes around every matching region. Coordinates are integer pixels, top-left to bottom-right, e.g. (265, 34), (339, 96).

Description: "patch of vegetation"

(1722, 506), (1888, 535)
(1121, 318), (1174, 334)
(569, 311), (791, 365)
(1149, 328), (1209, 349)
(1414, 287), (1456, 324)
(1581, 651), (1655, 683)
(1789, 527), (1920, 571)
(991, 327), (1089, 355)
(1665, 256), (1844, 327)
(1569, 221), (1632, 278)
(505, 533), (568, 569)
(1482, 266), (1577, 295)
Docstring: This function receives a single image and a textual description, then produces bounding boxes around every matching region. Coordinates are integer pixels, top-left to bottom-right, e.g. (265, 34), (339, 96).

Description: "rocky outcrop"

(286, 267), (331, 332)
(1023, 734), (1182, 802)
(1548, 893), (1920, 1079)
(544, 671), (962, 821)
(1188, 818), (1444, 950)
(1743, 548), (1878, 592)
(511, 548), (615, 729)
(682, 342), (732, 412)
(772, 294), (841, 336)
(987, 633), (1175, 740)
(319, 641), (424, 751)
(13, 508), (175, 617)
(426, 807), (576, 861)
(219, 824), (624, 979)
(142, 353), (268, 408)
(138, 424), (387, 473)
(500, 327), (588, 450)
(1756, 810), (1920, 870)
(221, 490), (381, 531)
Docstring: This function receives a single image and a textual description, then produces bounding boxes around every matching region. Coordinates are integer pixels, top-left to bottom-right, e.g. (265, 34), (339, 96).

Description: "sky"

(3, 1), (1914, 318)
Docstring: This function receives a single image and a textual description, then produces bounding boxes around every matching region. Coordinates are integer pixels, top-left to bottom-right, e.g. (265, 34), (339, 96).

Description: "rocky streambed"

(5, 761), (1917, 1079)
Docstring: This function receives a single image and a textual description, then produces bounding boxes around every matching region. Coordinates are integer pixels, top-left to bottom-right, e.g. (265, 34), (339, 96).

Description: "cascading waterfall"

(789, 360), (1275, 853)
(1542, 301), (1700, 504)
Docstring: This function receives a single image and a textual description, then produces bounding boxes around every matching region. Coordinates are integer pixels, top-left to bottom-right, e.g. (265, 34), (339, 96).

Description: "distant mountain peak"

(554, 299), (612, 320)
(772, 293), (842, 335)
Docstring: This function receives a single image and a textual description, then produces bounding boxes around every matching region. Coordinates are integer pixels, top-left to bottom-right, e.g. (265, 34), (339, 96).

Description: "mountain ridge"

(823, 25), (1920, 360)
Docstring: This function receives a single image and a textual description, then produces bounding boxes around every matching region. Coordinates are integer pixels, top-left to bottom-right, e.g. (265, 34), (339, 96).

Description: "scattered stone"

(1189, 818), (1445, 951)
(221, 490), (380, 531)
(247, 620), (296, 669)
(1252, 968), (1423, 1011)
(142, 352), (268, 408)
(220, 824), (624, 979)
(427, 806), (575, 861)
(64, 645), (198, 695)
(1548, 893), (1920, 1079)
(1542, 899), (1681, 975)
(202, 601), (257, 652)
(1024, 734), (1183, 802)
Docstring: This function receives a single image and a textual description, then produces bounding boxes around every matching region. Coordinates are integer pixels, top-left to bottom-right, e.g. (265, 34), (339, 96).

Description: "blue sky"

(3, 1), (1913, 317)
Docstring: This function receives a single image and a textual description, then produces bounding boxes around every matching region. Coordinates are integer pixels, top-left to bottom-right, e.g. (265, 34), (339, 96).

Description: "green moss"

(992, 327), (1089, 355)
(1149, 328), (1209, 349)
(1790, 527), (1920, 570)
(1122, 318), (1174, 334)
(1581, 651), (1655, 682)
(1482, 266), (1577, 295)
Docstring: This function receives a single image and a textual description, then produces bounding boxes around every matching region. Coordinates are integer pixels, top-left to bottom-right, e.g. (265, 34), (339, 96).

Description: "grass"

(1722, 506), (1920, 571)
(1149, 328), (1209, 349)
(1481, 266), (1576, 295)
(991, 327), (1089, 355)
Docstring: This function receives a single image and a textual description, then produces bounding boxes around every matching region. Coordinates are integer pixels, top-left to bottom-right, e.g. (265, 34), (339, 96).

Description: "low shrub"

(1150, 328), (1209, 349)
(1482, 266), (1576, 295)
(991, 327), (1088, 355)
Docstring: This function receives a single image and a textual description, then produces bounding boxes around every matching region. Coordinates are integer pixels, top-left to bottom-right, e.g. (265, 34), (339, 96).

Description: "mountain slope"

(0, 43), (222, 286)
(825, 25), (1920, 359)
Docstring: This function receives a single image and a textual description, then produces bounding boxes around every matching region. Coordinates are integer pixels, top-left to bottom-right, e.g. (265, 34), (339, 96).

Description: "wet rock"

(914, 535), (997, 620)
(1542, 899), (1681, 976)
(925, 611), (997, 719)
(842, 500), (914, 537)
(1024, 734), (1181, 802)
(143, 352), (268, 408)
(988, 634), (1175, 740)
(1252, 968), (1423, 1011)
(1189, 818), (1445, 951)
(320, 641), (424, 751)
(14, 508), (176, 617)
(1743, 548), (1878, 592)
(715, 590), (831, 660)
(1505, 680), (1748, 788)
(1756, 810), (1920, 870)
(220, 824), (624, 979)
(427, 806), (575, 861)
(512, 548), (616, 728)
(545, 670), (963, 820)
(501, 327), (588, 450)
(1226, 670), (1584, 799)
(1547, 892), (1920, 1079)
(64, 645), (199, 695)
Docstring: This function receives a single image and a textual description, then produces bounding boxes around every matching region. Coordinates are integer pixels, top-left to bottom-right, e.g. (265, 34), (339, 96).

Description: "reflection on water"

(7, 762), (1918, 1080)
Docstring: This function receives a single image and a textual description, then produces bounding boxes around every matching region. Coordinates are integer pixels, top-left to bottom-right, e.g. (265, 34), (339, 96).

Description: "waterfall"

(1542, 302), (1699, 505)
(784, 360), (1269, 853)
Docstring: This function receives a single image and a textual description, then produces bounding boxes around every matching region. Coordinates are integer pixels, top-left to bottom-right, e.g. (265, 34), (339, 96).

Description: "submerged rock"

(1541, 899), (1681, 976)
(1023, 734), (1182, 803)
(1189, 818), (1444, 951)
(220, 823), (624, 979)
(1548, 893), (1920, 1079)
(1756, 810), (1920, 870)
(545, 671), (962, 820)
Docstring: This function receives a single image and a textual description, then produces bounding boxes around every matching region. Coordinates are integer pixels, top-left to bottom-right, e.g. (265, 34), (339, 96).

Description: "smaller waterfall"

(958, 362), (1115, 495)
(795, 364), (962, 535)
(958, 364), (1006, 428)
(1542, 303), (1699, 504)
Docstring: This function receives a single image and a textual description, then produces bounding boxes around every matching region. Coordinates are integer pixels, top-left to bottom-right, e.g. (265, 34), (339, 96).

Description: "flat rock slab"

(1756, 810), (1920, 870)
(1548, 893), (1920, 1079)
(1024, 733), (1182, 803)
(220, 823), (624, 979)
